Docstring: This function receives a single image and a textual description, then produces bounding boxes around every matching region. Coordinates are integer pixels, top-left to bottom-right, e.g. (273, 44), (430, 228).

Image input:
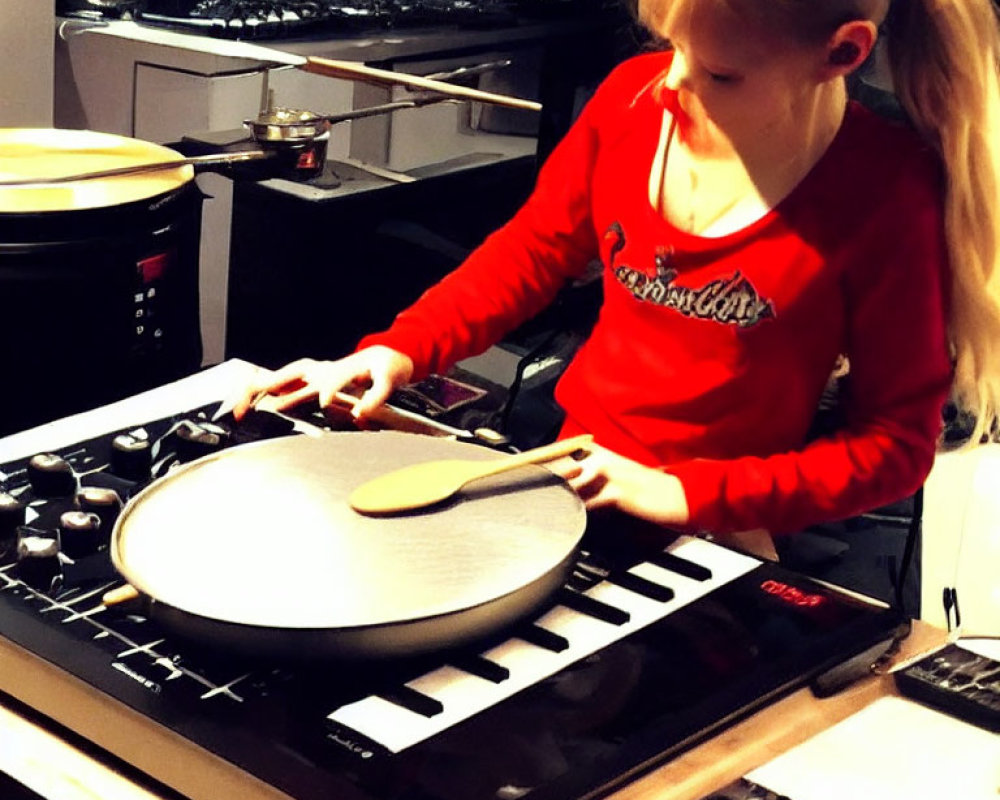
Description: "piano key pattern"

(327, 535), (760, 752)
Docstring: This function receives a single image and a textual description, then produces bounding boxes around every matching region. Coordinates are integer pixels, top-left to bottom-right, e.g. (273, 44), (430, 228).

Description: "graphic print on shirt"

(604, 221), (776, 328)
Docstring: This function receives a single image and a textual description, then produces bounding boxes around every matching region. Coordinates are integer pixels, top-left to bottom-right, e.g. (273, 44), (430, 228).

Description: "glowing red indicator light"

(137, 251), (171, 284)
(760, 579), (826, 608)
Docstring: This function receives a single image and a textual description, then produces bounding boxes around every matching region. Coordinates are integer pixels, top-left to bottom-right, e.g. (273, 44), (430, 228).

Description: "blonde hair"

(634, 0), (1000, 443)
(886, 0), (1000, 443)
(634, 0), (892, 42)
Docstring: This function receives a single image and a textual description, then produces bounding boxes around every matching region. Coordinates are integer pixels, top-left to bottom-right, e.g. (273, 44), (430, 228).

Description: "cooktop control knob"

(27, 453), (76, 498)
(16, 534), (62, 594)
(175, 420), (231, 462)
(111, 434), (152, 482)
(0, 492), (25, 562)
(59, 511), (103, 560)
(75, 487), (122, 542)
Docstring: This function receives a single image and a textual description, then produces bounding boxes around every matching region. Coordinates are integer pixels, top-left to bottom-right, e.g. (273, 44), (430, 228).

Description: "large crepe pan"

(0, 126), (323, 200)
(0, 128), (195, 213)
(107, 431), (586, 661)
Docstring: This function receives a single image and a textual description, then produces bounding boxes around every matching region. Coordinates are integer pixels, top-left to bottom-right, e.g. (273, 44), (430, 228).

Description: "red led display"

(760, 579), (827, 608)
(137, 251), (171, 284)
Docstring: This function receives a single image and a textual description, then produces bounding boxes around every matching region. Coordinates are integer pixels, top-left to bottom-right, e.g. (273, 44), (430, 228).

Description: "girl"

(240, 0), (1000, 540)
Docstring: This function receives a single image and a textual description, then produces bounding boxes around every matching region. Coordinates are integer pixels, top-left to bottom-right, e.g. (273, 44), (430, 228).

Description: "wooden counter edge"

(0, 619), (947, 800)
(604, 619), (948, 800)
(0, 635), (293, 800)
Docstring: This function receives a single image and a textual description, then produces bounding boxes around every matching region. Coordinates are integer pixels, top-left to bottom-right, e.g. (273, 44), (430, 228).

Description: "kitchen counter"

(0, 621), (957, 800)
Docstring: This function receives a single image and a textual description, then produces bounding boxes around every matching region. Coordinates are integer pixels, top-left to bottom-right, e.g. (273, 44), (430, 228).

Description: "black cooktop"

(0, 400), (904, 800)
(59, 0), (589, 40)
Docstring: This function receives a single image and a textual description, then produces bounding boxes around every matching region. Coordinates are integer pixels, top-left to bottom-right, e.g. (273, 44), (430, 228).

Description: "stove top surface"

(0, 365), (904, 800)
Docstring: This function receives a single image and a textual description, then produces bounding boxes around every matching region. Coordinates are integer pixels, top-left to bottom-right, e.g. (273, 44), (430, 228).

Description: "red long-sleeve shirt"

(359, 52), (952, 535)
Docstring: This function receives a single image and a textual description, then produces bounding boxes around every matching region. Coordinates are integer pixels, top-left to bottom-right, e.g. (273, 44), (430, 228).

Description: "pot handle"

(0, 151), (274, 187)
(103, 583), (141, 607)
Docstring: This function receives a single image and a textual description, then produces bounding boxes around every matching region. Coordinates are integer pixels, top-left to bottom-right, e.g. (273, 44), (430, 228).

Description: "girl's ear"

(822, 20), (878, 78)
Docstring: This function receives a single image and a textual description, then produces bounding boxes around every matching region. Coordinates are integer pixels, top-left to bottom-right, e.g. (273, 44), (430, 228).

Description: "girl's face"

(655, 2), (832, 155)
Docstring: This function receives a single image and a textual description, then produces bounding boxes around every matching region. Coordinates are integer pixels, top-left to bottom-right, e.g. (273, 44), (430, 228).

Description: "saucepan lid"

(110, 431), (586, 630)
(244, 107), (332, 144)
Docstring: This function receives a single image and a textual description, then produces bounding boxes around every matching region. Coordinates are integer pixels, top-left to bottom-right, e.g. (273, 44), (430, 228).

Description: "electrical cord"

(891, 486), (922, 614)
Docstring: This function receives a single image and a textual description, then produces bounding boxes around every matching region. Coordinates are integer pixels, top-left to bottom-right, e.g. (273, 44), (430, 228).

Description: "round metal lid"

(245, 107), (331, 143)
(0, 128), (193, 213)
(112, 431), (586, 630)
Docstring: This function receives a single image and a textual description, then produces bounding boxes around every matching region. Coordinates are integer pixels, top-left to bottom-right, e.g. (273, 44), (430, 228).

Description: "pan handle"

(0, 150), (275, 187)
(103, 583), (141, 607)
(476, 434), (594, 479)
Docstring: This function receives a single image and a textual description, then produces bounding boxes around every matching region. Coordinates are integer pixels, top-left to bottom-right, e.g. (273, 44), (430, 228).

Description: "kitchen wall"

(0, 0), (54, 126)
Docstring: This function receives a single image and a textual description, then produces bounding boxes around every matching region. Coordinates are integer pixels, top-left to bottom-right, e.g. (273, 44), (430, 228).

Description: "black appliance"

(0, 184), (203, 437)
(0, 366), (905, 800)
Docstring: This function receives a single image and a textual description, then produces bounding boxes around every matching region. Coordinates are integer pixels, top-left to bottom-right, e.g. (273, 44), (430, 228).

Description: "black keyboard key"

(515, 624), (569, 653)
(556, 588), (630, 626)
(448, 655), (510, 683)
(378, 685), (443, 718)
(649, 550), (712, 581)
(607, 571), (675, 602)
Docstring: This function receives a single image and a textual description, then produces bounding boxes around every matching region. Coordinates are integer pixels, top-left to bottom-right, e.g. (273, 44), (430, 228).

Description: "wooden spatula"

(349, 434), (594, 514)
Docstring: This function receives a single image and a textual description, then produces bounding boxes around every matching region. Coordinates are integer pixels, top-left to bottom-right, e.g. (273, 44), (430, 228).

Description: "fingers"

(337, 346), (414, 422)
(350, 377), (395, 421)
(315, 356), (378, 415)
(231, 370), (275, 421)
(545, 454), (585, 482)
(567, 461), (614, 508)
(257, 384), (319, 414)
(545, 450), (607, 506)
(231, 388), (261, 421)
(231, 360), (310, 420)
(233, 348), (414, 425)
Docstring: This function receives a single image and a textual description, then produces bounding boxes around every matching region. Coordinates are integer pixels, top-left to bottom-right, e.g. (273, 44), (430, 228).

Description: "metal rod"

(318, 95), (458, 124)
(0, 150), (274, 187)
(259, 68), (273, 116)
(246, 94), (457, 130)
(423, 60), (512, 83)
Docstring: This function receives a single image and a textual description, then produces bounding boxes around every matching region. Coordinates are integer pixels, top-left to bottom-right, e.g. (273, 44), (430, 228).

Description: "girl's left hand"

(547, 442), (690, 527)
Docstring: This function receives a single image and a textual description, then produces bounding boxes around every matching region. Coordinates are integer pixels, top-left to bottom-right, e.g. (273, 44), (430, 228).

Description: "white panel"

(747, 696), (1000, 800)
(134, 63), (353, 148)
(922, 444), (1000, 635)
(53, 23), (136, 134)
(134, 66), (252, 143)
(357, 49), (542, 172)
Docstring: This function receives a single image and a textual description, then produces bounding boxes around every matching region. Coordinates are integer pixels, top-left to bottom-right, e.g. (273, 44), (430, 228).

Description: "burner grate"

(136, 0), (520, 39)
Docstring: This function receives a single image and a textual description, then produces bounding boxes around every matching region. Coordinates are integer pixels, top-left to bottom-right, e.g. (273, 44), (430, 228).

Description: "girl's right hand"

(232, 346), (415, 423)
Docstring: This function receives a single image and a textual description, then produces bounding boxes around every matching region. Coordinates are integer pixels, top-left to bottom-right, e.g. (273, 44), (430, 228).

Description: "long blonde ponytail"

(886, 0), (1000, 443)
